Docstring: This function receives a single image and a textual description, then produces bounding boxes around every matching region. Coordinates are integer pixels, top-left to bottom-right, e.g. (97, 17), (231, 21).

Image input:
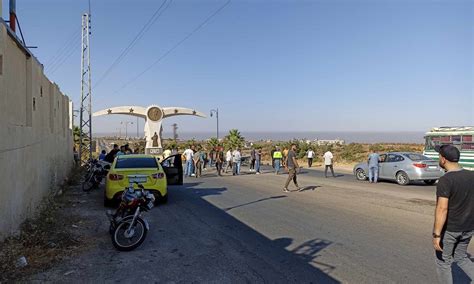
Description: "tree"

(224, 129), (245, 149)
(207, 137), (219, 149)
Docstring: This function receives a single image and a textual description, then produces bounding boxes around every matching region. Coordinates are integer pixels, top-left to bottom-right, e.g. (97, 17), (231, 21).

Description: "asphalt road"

(28, 165), (473, 283)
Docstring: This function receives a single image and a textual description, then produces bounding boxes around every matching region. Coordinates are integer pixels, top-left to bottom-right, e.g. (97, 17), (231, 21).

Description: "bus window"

(462, 136), (474, 150)
(452, 136), (461, 145)
(440, 136), (451, 143)
(463, 135), (473, 142)
(462, 143), (474, 150)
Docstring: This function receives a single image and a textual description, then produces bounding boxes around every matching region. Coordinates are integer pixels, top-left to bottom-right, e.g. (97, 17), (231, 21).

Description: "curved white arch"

(163, 107), (207, 118)
(93, 106), (147, 118)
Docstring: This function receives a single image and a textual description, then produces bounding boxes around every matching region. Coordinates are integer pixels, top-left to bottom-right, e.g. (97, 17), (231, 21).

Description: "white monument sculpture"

(93, 105), (206, 154)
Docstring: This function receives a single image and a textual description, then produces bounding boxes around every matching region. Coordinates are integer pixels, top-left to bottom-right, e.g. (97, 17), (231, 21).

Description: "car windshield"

(115, 157), (158, 169)
(403, 153), (431, 161)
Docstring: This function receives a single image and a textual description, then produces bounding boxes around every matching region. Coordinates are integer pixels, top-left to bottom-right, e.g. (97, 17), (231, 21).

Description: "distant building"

(314, 139), (345, 146)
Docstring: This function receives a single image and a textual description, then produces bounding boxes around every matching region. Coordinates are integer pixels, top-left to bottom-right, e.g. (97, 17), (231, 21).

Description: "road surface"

(28, 166), (473, 283)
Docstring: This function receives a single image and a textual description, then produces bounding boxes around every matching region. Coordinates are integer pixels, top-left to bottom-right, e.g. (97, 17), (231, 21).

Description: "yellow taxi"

(104, 154), (183, 207)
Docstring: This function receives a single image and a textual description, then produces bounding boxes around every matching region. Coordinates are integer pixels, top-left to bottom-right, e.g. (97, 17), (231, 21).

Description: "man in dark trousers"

(250, 147), (256, 172)
(215, 146), (225, 177)
(283, 144), (301, 193)
(432, 145), (474, 283)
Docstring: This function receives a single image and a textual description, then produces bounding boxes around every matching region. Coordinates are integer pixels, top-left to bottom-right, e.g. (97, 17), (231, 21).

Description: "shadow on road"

(224, 195), (287, 211)
(168, 182), (340, 283)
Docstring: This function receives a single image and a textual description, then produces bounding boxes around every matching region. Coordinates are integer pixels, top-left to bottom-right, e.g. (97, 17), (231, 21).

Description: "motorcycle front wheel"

(82, 173), (95, 192)
(111, 217), (148, 251)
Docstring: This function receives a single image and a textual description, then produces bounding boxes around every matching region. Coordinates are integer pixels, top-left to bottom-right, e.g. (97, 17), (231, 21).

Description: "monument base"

(146, 147), (163, 155)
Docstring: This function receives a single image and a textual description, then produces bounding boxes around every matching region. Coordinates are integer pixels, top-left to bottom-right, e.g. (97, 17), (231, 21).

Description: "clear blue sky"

(3, 0), (473, 134)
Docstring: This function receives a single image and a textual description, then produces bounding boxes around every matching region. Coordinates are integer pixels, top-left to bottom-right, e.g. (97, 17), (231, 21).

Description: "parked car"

(353, 152), (444, 185)
(104, 154), (183, 206)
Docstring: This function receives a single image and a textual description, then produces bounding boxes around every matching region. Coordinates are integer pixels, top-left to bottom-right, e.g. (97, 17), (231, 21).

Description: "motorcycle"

(82, 159), (110, 192)
(106, 182), (155, 251)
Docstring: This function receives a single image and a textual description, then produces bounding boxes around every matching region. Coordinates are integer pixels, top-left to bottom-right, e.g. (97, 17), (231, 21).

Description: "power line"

(111, 0), (231, 96)
(93, 0), (173, 89)
(48, 38), (80, 75)
(45, 29), (81, 71)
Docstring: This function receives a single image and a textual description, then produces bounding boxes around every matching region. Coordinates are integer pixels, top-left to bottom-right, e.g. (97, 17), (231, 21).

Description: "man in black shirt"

(283, 144), (301, 193)
(104, 144), (119, 163)
(433, 145), (474, 283)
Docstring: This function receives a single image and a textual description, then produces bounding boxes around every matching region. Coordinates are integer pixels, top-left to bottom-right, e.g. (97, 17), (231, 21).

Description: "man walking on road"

(307, 148), (315, 168)
(432, 145), (474, 283)
(225, 148), (233, 173)
(284, 144), (301, 192)
(215, 146), (224, 176)
(367, 149), (380, 183)
(323, 150), (336, 178)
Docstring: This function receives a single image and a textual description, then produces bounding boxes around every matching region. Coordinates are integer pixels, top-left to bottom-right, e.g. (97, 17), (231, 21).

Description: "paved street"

(28, 166), (473, 283)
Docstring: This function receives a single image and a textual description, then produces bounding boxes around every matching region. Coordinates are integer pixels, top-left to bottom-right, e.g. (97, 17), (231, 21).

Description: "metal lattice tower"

(79, 13), (92, 164)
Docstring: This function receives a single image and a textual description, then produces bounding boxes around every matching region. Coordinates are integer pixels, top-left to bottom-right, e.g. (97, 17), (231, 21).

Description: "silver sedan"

(353, 152), (444, 185)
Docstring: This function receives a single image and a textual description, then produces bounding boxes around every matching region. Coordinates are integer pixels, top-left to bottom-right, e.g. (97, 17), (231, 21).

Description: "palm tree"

(207, 137), (219, 149)
(224, 129), (245, 149)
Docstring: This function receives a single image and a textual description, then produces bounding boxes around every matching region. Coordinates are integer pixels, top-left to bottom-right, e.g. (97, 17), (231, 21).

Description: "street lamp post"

(210, 108), (219, 141)
(120, 121), (134, 138)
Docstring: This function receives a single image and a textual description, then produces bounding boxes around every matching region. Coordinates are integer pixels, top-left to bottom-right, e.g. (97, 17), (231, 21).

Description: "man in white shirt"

(323, 150), (336, 178)
(307, 149), (315, 167)
(183, 146), (195, 177)
(225, 149), (233, 173)
(232, 148), (242, 175)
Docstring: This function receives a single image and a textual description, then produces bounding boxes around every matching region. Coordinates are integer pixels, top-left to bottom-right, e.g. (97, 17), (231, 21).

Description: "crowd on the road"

(91, 141), (474, 283)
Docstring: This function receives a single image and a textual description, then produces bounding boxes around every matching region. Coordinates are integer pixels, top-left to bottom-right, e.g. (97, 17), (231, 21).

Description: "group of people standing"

(99, 143), (135, 163)
(180, 146), (245, 178)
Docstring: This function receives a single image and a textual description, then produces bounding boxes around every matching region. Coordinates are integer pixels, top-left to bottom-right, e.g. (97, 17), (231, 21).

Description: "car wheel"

(423, 179), (437, 185)
(396, 171), (410, 186)
(355, 169), (367, 181)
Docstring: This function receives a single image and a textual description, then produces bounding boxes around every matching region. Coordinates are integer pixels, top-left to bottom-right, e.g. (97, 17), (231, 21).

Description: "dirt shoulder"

(0, 168), (102, 282)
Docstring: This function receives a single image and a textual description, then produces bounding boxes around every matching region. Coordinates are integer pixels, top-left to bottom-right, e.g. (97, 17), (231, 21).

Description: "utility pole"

(172, 123), (178, 140)
(121, 121), (133, 138)
(210, 108), (219, 141)
(136, 116), (139, 137)
(79, 11), (92, 164)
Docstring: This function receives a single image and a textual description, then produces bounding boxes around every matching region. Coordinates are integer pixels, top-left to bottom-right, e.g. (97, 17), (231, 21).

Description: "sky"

(2, 0), (473, 136)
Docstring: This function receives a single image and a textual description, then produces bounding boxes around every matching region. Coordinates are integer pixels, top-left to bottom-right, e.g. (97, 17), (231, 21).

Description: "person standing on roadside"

(183, 146), (194, 177)
(209, 148), (215, 167)
(284, 144), (301, 192)
(250, 147), (256, 172)
(367, 149), (380, 183)
(323, 150), (336, 178)
(255, 148), (262, 174)
(117, 145), (126, 156)
(99, 150), (107, 161)
(215, 146), (224, 176)
(163, 148), (172, 159)
(104, 144), (120, 163)
(432, 145), (474, 283)
(273, 147), (283, 175)
(193, 147), (203, 178)
(271, 147), (276, 169)
(225, 148), (233, 173)
(232, 148), (242, 176)
(307, 148), (315, 168)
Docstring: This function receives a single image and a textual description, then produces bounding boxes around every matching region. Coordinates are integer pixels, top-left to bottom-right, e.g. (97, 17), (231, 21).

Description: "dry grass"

(0, 166), (91, 282)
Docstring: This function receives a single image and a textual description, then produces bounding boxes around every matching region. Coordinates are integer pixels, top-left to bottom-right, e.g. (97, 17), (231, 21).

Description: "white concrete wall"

(0, 20), (73, 240)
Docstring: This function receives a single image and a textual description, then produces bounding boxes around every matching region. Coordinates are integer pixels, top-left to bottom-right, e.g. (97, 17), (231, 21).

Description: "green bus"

(424, 126), (474, 170)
